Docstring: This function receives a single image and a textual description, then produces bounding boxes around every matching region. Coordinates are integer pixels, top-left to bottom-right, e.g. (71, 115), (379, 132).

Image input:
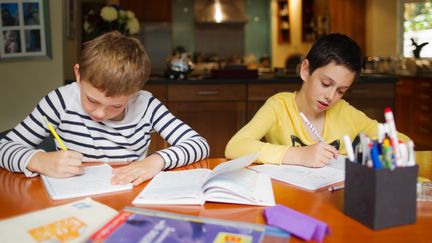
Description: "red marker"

(384, 107), (402, 166)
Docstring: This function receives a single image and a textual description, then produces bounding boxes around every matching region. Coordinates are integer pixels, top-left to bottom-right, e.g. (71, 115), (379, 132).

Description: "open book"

(41, 164), (132, 200)
(249, 156), (347, 191)
(132, 153), (275, 206)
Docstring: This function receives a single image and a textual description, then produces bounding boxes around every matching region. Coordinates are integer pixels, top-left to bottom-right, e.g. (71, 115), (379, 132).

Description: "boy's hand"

(28, 150), (84, 177)
(283, 143), (339, 167)
(111, 154), (165, 186)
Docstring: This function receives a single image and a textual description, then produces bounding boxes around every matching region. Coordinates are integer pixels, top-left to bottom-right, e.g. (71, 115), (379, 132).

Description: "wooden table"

(1, 152), (431, 243)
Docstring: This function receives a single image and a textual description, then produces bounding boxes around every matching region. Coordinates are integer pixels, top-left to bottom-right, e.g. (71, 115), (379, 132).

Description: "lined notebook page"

(41, 164), (132, 200)
(249, 156), (347, 191)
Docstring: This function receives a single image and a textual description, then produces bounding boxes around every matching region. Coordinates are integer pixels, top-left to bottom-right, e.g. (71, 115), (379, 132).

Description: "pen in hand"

(299, 112), (325, 143)
(43, 116), (68, 151)
(300, 112), (338, 160)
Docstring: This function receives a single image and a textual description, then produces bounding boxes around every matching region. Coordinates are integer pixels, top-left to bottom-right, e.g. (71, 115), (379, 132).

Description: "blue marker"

(370, 141), (382, 169)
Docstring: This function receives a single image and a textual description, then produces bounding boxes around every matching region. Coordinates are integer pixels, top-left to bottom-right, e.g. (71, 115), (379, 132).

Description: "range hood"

(195, 0), (249, 24)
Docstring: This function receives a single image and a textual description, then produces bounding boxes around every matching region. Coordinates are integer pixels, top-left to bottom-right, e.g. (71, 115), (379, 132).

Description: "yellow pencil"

(42, 116), (68, 150)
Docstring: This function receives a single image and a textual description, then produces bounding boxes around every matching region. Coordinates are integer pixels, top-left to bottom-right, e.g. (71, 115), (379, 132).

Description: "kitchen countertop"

(146, 73), (400, 85)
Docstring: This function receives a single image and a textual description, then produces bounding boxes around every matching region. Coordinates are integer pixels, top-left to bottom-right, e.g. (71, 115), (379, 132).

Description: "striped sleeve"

(0, 88), (66, 176)
(148, 98), (210, 170)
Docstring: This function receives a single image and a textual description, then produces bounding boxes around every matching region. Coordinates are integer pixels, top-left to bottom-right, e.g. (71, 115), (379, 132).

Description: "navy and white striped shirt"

(0, 82), (210, 177)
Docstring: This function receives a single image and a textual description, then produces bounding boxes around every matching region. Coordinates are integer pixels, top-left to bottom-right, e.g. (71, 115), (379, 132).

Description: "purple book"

(89, 207), (290, 243)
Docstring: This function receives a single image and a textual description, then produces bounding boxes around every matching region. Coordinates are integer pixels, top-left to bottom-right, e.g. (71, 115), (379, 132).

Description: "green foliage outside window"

(404, 1), (432, 32)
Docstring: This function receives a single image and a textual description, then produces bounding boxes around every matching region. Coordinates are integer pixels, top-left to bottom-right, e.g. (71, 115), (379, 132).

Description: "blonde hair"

(78, 31), (150, 97)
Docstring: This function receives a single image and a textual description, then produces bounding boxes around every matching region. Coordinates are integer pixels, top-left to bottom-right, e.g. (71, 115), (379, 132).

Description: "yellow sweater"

(225, 92), (410, 164)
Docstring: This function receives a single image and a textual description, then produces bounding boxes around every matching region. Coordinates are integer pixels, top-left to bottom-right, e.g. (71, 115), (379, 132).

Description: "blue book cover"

(88, 207), (289, 243)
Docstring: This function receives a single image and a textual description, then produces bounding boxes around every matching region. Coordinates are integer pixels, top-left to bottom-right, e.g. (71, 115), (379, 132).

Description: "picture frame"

(0, 0), (51, 61)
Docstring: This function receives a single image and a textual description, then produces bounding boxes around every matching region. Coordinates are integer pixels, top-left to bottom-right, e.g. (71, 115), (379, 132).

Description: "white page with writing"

(327, 155), (347, 170)
(249, 156), (346, 191)
(132, 169), (212, 205)
(41, 164), (132, 200)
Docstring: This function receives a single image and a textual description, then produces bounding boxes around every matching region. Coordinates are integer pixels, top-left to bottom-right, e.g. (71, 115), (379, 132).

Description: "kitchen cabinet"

(395, 78), (414, 137)
(145, 76), (399, 157)
(328, 0), (365, 52)
(247, 83), (301, 120)
(167, 84), (247, 158)
(395, 78), (432, 150)
(119, 0), (171, 22)
(247, 82), (392, 122)
(344, 82), (394, 122)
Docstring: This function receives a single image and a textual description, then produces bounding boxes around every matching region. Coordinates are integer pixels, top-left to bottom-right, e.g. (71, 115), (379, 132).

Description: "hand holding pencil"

(42, 116), (68, 151)
(26, 117), (84, 178)
(297, 112), (339, 165)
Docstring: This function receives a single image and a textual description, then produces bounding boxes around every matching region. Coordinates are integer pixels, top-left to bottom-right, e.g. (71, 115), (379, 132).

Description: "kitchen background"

(0, 0), (431, 153)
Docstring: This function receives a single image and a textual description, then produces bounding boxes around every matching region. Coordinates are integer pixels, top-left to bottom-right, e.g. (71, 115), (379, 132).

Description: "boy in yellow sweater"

(225, 33), (409, 167)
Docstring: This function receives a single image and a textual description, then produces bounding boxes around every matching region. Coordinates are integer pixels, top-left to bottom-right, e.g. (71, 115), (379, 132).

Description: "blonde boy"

(0, 31), (209, 185)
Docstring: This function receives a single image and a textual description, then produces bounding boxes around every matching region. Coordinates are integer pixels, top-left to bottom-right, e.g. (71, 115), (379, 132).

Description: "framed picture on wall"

(0, 0), (51, 61)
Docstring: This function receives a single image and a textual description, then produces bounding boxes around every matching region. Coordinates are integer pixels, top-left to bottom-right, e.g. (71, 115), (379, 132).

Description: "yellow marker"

(43, 116), (68, 150)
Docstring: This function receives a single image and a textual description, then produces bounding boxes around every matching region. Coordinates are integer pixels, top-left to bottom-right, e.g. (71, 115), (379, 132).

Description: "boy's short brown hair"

(78, 31), (150, 97)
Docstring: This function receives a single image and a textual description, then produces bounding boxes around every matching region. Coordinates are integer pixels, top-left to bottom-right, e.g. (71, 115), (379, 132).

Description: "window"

(401, 1), (432, 58)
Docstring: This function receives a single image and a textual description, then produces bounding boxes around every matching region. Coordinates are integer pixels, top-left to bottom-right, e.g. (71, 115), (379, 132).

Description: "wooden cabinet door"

(412, 79), (432, 150)
(169, 101), (246, 158)
(120, 0), (172, 22)
(343, 82), (395, 122)
(395, 78), (414, 137)
(167, 84), (247, 158)
(247, 83), (301, 120)
(328, 0), (365, 52)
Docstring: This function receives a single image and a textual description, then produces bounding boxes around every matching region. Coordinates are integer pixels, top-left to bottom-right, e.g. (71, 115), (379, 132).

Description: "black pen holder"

(343, 160), (418, 230)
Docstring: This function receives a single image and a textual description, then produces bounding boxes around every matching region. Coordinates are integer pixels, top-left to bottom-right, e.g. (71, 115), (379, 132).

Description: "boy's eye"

(321, 81), (330, 87)
(337, 90), (346, 95)
(87, 97), (97, 103)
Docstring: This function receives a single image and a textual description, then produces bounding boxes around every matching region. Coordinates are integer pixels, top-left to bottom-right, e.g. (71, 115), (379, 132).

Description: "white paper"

(41, 164), (132, 200)
(132, 153), (274, 206)
(250, 156), (347, 191)
(133, 169), (211, 205)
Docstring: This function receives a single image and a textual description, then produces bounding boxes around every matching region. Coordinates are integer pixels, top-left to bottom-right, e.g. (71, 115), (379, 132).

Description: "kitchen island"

(146, 74), (399, 157)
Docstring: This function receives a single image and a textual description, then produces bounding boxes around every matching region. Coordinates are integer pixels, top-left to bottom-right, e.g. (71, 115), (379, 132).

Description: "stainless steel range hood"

(195, 0), (249, 24)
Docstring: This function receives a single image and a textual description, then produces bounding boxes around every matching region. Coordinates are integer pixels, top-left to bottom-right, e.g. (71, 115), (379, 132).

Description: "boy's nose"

(92, 108), (107, 120)
(325, 88), (337, 102)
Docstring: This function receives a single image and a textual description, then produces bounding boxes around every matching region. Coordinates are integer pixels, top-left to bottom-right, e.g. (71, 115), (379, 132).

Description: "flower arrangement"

(83, 5), (140, 41)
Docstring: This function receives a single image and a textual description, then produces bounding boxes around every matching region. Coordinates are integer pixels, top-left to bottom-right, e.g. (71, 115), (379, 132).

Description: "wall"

(0, 0), (64, 131)
(245, 0), (271, 59)
(171, 0), (271, 62)
(365, 0), (399, 56)
(172, 0), (194, 53)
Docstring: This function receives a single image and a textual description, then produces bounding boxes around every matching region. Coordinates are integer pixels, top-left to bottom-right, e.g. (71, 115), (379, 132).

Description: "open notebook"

(132, 153), (275, 206)
(249, 156), (347, 191)
(41, 164), (132, 200)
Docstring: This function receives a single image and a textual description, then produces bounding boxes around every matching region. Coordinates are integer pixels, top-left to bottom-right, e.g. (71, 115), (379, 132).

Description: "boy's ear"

(299, 59), (310, 81)
(73, 64), (80, 83)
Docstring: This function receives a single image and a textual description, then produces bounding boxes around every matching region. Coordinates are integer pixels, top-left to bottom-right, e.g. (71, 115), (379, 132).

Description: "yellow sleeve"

(225, 98), (288, 165)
